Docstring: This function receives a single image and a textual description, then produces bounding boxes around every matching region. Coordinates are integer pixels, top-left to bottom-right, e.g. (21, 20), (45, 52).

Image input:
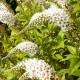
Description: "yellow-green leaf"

(67, 45), (76, 54)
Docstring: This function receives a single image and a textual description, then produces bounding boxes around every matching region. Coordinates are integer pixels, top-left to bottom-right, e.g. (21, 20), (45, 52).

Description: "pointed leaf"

(69, 61), (80, 75)
(58, 69), (69, 75)
(55, 54), (63, 60)
(60, 54), (79, 62)
(67, 45), (76, 54)
(55, 30), (64, 49)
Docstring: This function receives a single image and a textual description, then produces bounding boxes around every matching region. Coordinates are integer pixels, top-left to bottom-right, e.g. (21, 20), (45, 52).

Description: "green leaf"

(60, 54), (79, 62)
(73, 69), (80, 77)
(55, 54), (63, 60)
(67, 45), (76, 54)
(55, 30), (64, 49)
(16, 6), (23, 12)
(58, 69), (69, 75)
(69, 61), (80, 75)
(33, 29), (42, 45)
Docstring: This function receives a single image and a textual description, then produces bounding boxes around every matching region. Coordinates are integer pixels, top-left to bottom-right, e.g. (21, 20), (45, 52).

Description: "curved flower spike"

(0, 2), (15, 25)
(18, 3), (71, 35)
(2, 41), (38, 60)
(11, 58), (55, 80)
(28, 4), (71, 31)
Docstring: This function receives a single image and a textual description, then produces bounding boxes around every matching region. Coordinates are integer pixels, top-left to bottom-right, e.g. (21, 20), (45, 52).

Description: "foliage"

(0, 0), (80, 80)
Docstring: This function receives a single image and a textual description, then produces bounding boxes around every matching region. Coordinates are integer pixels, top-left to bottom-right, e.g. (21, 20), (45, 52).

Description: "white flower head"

(12, 58), (55, 80)
(0, 2), (15, 25)
(44, 6), (70, 29)
(2, 41), (38, 60)
(9, 41), (38, 56)
(28, 4), (71, 31)
(15, 41), (38, 55)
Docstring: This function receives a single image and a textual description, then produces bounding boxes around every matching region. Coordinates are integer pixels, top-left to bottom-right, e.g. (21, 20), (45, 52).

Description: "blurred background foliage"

(0, 0), (80, 80)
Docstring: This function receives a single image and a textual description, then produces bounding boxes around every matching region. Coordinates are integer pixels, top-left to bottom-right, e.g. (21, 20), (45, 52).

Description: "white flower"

(2, 41), (38, 60)
(12, 58), (55, 80)
(0, 2), (15, 25)
(44, 6), (70, 30)
(14, 41), (38, 55)
(27, 3), (71, 31)
(8, 41), (38, 56)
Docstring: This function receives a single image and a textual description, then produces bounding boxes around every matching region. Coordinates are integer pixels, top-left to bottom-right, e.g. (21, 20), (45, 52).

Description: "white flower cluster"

(2, 41), (38, 60)
(27, 3), (71, 31)
(12, 58), (55, 80)
(0, 2), (15, 25)
(15, 41), (38, 54)
(54, 0), (70, 8)
(9, 41), (38, 55)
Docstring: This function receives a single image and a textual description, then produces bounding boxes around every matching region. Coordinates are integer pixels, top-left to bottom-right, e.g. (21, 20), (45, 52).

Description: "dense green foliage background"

(0, 0), (80, 80)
